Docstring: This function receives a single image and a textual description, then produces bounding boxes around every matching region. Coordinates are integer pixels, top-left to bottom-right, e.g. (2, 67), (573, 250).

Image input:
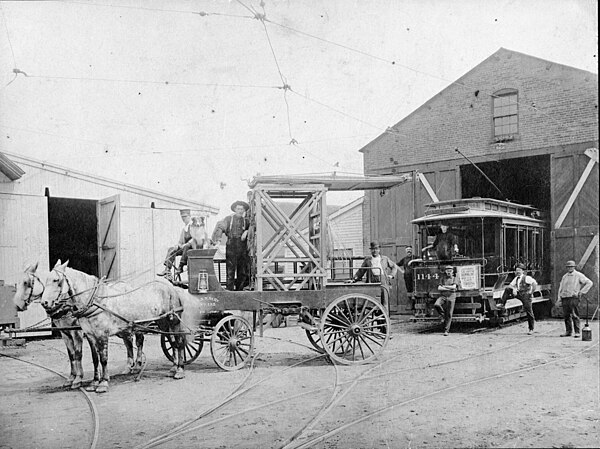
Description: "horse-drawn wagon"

(162, 174), (411, 370)
(11, 174), (409, 392)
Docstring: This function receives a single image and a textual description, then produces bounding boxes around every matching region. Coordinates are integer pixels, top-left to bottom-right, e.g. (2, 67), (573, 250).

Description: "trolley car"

(410, 198), (552, 325)
(161, 174), (412, 370)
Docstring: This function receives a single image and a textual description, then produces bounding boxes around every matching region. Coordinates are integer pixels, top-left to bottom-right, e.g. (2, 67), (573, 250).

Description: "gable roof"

(1, 150), (218, 213)
(359, 48), (598, 153)
(0, 152), (26, 180)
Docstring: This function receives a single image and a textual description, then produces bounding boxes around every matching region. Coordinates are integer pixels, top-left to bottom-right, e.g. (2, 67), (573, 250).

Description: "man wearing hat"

(502, 263), (538, 335)
(558, 260), (593, 338)
(435, 265), (460, 336)
(351, 241), (398, 310)
(211, 200), (251, 291)
(158, 209), (196, 276)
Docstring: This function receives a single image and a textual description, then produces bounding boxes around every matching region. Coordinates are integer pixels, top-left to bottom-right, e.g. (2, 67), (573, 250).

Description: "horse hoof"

(85, 383), (98, 392)
(173, 370), (185, 380)
(62, 381), (73, 389)
(95, 385), (108, 394)
(169, 365), (177, 374)
(70, 380), (82, 390)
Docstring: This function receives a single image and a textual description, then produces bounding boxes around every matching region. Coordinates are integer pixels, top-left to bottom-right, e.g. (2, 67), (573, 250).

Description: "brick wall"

(361, 48), (599, 173)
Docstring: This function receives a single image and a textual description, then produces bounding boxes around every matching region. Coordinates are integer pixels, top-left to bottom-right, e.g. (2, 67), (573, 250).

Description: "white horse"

(13, 262), (148, 390)
(40, 260), (187, 393)
(12, 262), (101, 390)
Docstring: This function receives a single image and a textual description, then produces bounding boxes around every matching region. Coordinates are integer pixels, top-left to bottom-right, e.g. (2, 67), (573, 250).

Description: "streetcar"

(410, 198), (552, 325)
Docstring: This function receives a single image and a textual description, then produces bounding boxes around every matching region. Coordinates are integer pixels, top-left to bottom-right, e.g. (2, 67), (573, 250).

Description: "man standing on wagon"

(212, 200), (250, 291)
(351, 241), (398, 310)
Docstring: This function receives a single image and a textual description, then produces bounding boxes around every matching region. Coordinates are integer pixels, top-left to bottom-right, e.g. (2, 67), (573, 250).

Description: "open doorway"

(460, 155), (551, 212)
(47, 197), (99, 276)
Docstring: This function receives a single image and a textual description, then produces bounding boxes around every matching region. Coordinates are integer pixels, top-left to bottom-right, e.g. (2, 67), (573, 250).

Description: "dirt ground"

(1, 316), (599, 449)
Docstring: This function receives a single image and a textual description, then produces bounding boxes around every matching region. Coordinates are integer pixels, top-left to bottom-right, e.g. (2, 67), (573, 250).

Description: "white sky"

(0, 0), (597, 216)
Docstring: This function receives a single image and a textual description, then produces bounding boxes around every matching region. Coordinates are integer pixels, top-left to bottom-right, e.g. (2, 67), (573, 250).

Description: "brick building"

(359, 48), (598, 313)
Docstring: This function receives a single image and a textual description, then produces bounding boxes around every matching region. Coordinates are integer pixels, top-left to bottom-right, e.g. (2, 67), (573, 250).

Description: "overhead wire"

(3, 1), (592, 165)
(21, 74), (281, 90)
(60, 0), (254, 19)
(264, 15), (588, 138)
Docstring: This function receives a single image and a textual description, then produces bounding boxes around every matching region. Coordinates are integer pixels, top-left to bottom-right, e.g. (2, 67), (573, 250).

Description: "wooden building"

(359, 48), (598, 314)
(0, 150), (217, 330)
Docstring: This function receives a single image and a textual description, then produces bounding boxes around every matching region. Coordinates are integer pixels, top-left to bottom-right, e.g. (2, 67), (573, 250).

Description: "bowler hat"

(515, 263), (526, 270)
(369, 241), (380, 250)
(179, 209), (191, 217)
(444, 265), (454, 270)
(565, 260), (577, 267)
(231, 200), (250, 212)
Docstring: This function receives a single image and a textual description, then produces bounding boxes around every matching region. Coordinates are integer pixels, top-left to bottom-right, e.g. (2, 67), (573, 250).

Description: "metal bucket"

(582, 324), (592, 341)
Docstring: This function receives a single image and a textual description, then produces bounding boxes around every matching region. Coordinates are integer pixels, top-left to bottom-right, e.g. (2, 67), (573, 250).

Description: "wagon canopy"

(249, 174), (411, 191)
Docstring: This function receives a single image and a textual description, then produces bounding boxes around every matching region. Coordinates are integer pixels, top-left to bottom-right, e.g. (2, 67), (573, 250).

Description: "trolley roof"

(249, 174), (411, 191)
(412, 198), (545, 224)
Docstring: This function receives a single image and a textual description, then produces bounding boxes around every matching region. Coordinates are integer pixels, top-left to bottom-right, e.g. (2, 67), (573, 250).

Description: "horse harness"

(50, 271), (184, 335)
(46, 270), (102, 319)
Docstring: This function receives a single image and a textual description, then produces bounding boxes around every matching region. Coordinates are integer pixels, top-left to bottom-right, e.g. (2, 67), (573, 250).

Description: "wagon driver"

(212, 200), (250, 291)
(158, 209), (195, 276)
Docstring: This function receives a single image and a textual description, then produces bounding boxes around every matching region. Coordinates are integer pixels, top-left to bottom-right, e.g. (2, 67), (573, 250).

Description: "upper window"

(493, 89), (518, 138)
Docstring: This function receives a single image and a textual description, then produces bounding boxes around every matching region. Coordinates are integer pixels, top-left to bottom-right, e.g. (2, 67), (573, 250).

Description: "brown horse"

(40, 260), (187, 393)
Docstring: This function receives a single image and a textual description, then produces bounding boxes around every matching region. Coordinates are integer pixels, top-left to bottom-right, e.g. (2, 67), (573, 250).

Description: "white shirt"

(371, 255), (382, 277)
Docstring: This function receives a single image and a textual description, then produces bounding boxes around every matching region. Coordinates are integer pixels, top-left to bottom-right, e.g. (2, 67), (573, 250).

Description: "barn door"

(552, 149), (598, 318)
(97, 195), (120, 280)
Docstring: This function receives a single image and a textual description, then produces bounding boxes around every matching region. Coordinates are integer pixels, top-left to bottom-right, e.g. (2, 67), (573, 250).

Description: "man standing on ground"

(435, 265), (460, 336)
(398, 246), (415, 310)
(502, 263), (538, 335)
(212, 200), (250, 291)
(558, 260), (593, 338)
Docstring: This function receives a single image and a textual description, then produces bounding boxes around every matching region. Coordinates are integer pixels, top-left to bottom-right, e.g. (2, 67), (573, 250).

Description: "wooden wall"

(551, 148), (599, 318)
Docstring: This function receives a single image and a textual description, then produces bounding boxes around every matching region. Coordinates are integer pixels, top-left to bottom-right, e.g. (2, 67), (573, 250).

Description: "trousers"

(226, 238), (249, 291)
(434, 294), (456, 332)
(561, 296), (581, 334)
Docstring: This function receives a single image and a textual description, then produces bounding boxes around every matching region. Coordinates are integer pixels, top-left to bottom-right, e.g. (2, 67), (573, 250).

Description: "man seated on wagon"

(350, 241), (398, 310)
(158, 209), (208, 277)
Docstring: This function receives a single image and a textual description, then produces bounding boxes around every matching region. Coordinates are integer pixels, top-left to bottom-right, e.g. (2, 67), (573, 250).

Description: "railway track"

(132, 322), (567, 448)
(0, 351), (100, 449)
(2, 321), (595, 448)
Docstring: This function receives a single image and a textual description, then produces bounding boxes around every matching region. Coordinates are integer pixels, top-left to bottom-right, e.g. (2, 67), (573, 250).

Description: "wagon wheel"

(211, 315), (254, 371)
(319, 293), (390, 365)
(161, 333), (204, 365)
(304, 309), (325, 353)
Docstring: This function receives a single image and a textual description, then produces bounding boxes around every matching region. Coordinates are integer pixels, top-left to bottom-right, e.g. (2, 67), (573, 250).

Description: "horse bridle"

(44, 269), (77, 317)
(24, 272), (44, 307)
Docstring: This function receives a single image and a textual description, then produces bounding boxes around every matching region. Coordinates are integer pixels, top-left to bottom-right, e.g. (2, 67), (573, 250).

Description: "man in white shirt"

(502, 263), (538, 335)
(352, 241), (398, 310)
(558, 260), (593, 338)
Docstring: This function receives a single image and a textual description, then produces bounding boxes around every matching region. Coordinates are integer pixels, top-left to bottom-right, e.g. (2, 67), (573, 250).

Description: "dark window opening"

(460, 155), (551, 212)
(48, 197), (98, 276)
